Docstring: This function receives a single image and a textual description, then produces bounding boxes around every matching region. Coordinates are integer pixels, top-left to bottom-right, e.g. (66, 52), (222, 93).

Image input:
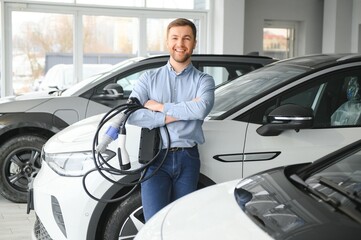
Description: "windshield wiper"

(290, 174), (340, 206)
(290, 174), (361, 224)
(319, 177), (361, 206)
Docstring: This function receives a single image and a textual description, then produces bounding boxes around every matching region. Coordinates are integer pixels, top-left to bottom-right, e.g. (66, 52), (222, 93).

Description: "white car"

(30, 53), (361, 240)
(136, 139), (361, 240)
(36, 63), (113, 91)
(0, 54), (269, 203)
(135, 179), (272, 240)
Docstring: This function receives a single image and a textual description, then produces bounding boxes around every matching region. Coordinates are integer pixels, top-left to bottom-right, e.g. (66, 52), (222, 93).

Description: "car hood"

(235, 168), (361, 240)
(136, 180), (272, 240)
(45, 114), (105, 153)
(0, 91), (54, 112)
(44, 113), (143, 154)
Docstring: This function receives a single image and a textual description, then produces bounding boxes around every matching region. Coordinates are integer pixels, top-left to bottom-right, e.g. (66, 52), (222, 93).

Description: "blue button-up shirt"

(127, 61), (215, 148)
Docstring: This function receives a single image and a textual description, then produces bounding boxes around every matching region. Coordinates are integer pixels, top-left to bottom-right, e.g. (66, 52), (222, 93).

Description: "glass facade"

(25, 0), (209, 9)
(12, 11), (74, 94)
(2, 1), (208, 95)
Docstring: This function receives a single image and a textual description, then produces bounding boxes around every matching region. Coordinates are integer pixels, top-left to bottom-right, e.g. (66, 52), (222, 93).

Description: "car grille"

(34, 215), (53, 240)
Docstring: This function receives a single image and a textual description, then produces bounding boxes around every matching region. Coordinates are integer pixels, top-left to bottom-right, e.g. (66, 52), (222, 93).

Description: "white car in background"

(30, 53), (361, 240)
(35, 64), (113, 91)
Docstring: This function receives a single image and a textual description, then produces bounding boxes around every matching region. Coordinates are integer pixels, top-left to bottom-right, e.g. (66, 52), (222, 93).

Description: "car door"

(85, 62), (166, 117)
(242, 66), (361, 177)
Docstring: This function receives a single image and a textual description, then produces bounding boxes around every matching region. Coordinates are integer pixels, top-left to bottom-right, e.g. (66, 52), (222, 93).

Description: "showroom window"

(26, 0), (209, 10)
(263, 20), (297, 60)
(2, 1), (207, 96)
(12, 11), (74, 94)
(82, 15), (139, 61)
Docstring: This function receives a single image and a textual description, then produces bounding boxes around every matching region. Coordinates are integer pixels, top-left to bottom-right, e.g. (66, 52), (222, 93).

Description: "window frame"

(1, 2), (208, 96)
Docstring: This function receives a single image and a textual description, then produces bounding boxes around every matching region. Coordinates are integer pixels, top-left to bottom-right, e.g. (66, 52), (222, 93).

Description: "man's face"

(166, 25), (197, 64)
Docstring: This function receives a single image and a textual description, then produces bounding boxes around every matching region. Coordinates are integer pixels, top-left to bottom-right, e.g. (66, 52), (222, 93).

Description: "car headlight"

(43, 149), (115, 177)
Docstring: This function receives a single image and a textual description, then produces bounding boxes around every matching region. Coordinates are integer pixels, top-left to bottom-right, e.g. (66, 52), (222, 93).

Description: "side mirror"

(101, 83), (124, 99)
(256, 104), (314, 136)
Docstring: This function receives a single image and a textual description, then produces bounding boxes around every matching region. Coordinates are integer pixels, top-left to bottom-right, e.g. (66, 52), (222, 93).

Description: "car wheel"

(0, 135), (47, 203)
(103, 190), (144, 240)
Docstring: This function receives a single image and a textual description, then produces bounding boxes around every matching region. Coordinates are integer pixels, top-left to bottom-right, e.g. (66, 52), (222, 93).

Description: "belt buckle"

(170, 147), (179, 152)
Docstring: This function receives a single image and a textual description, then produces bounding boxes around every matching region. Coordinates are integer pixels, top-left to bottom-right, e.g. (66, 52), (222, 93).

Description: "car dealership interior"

(1, 0), (361, 239)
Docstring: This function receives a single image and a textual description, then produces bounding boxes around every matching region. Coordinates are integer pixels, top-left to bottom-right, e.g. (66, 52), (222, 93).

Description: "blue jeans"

(141, 146), (200, 222)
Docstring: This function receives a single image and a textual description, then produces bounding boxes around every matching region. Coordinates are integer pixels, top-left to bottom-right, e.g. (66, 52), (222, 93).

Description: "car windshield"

(62, 57), (144, 96)
(209, 64), (307, 118)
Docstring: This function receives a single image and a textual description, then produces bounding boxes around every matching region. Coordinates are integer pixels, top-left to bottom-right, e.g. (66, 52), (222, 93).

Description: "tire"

(103, 190), (145, 240)
(0, 135), (47, 203)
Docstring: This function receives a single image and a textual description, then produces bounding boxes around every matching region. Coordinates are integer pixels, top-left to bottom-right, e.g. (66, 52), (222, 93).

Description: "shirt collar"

(167, 61), (193, 75)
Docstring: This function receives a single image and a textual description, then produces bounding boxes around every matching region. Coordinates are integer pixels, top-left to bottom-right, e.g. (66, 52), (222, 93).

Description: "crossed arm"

(144, 97), (201, 124)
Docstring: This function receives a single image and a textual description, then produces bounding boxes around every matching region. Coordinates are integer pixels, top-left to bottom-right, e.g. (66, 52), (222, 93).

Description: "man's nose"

(176, 39), (184, 45)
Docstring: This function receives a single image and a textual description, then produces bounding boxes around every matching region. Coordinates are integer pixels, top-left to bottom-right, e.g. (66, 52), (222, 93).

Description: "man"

(127, 18), (215, 221)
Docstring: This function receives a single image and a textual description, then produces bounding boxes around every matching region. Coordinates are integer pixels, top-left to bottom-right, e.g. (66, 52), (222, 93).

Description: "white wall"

(323, 0), (353, 53)
(351, 0), (361, 53)
(243, 0), (324, 56)
(210, 0), (245, 54)
(210, 0), (361, 56)
(323, 0), (361, 53)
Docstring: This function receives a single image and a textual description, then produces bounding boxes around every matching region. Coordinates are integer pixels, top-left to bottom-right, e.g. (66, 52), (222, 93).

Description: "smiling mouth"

(175, 48), (186, 53)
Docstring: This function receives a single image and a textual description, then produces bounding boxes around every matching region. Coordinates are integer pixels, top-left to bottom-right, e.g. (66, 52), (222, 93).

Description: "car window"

(199, 63), (259, 86)
(209, 64), (307, 118)
(63, 57), (144, 96)
(89, 63), (165, 108)
(247, 68), (361, 128)
(88, 59), (269, 110)
(116, 69), (153, 93)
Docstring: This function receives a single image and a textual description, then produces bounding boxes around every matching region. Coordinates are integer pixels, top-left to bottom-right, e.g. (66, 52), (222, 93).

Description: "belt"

(166, 145), (197, 152)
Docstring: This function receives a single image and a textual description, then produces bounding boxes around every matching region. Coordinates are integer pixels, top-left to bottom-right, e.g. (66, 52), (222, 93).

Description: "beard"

(170, 51), (192, 63)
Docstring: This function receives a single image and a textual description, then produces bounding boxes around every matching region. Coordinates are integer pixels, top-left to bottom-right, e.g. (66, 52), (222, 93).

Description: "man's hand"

(144, 100), (164, 112)
(145, 100), (178, 124)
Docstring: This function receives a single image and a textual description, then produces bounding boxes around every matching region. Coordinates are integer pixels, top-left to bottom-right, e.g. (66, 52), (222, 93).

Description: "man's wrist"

(163, 102), (175, 113)
(165, 115), (177, 124)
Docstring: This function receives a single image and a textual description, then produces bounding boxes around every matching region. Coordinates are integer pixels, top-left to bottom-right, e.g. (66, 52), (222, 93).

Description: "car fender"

(86, 174), (141, 240)
(27, 96), (91, 125)
(0, 112), (68, 142)
(0, 97), (51, 112)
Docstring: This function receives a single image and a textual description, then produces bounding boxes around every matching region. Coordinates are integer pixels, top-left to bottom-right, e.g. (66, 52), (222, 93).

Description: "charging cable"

(82, 99), (170, 203)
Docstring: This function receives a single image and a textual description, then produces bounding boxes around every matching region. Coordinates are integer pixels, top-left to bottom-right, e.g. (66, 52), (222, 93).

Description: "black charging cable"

(82, 99), (170, 203)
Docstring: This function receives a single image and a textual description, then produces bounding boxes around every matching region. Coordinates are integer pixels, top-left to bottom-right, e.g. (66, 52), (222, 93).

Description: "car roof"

(272, 53), (361, 69)
(139, 53), (277, 64)
(65, 53), (278, 97)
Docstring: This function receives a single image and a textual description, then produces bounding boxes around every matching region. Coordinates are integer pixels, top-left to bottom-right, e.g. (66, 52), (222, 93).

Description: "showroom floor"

(0, 194), (35, 240)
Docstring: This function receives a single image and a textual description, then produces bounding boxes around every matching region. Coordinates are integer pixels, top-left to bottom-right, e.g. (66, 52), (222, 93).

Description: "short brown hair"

(167, 18), (197, 40)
